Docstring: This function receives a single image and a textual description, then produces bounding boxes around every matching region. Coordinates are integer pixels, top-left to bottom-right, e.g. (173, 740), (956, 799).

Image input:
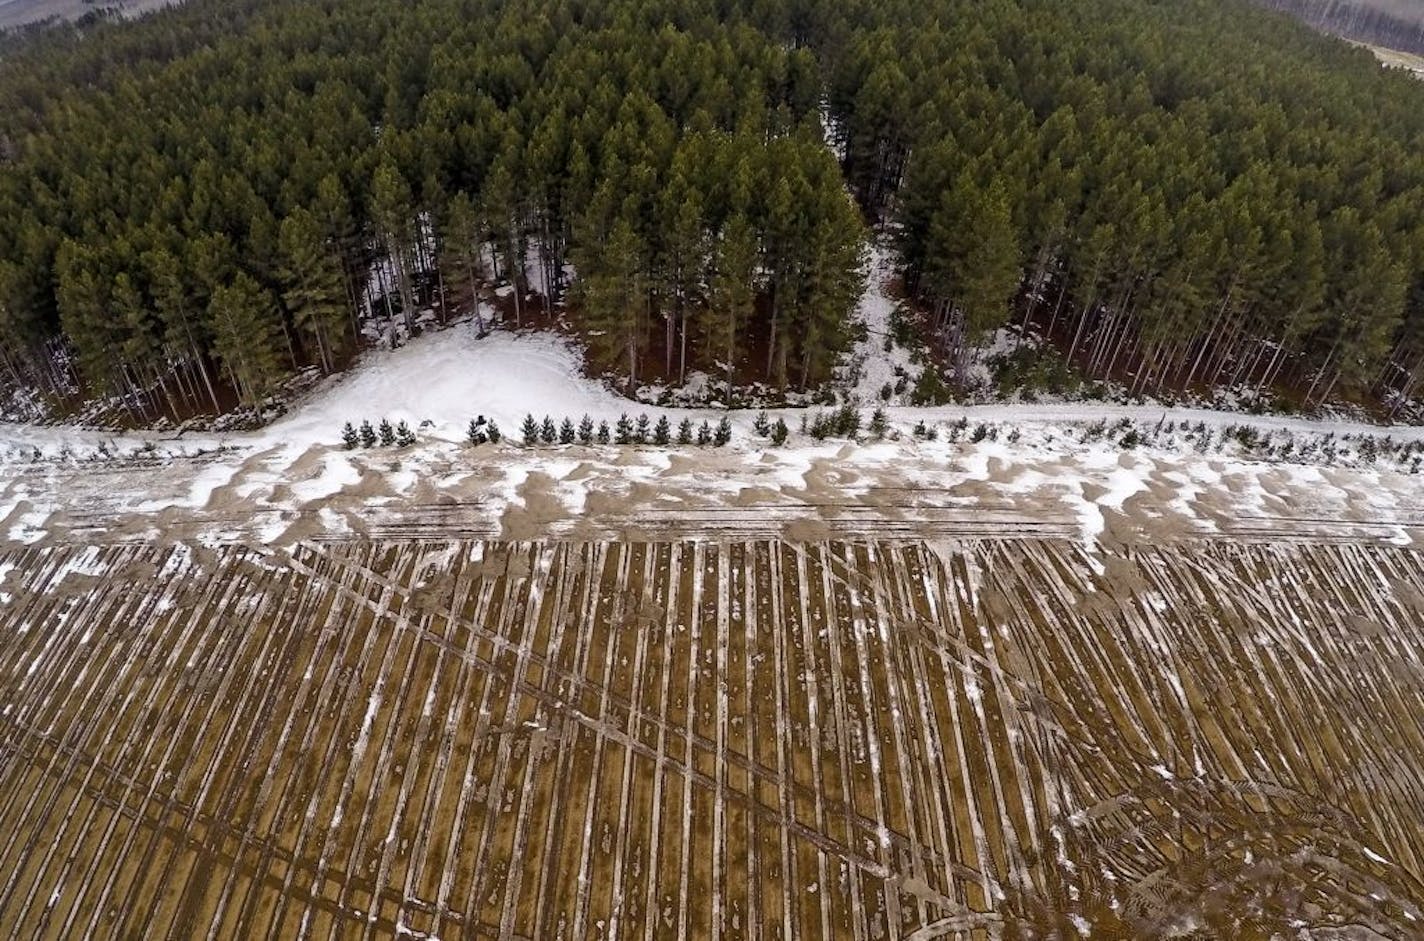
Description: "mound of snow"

(260, 327), (666, 447)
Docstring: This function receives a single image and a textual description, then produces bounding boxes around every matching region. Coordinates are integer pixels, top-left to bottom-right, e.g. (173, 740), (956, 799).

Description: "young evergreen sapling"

(341, 421), (359, 450)
(653, 415), (671, 445)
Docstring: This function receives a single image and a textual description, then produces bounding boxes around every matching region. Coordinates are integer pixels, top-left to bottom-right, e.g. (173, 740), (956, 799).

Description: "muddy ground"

(0, 536), (1421, 939)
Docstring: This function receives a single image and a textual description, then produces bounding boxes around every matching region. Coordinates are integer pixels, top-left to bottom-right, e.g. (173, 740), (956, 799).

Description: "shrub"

(911, 367), (953, 406)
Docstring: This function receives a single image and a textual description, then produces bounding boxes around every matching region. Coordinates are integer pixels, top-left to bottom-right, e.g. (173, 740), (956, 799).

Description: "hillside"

(1254, 0), (1424, 56)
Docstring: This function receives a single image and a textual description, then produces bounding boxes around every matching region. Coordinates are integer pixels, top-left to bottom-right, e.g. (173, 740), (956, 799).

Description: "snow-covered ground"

(1, 317), (1422, 552)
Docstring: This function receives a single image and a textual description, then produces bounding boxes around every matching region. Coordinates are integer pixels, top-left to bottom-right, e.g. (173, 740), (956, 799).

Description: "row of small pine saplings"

(519, 413), (737, 446)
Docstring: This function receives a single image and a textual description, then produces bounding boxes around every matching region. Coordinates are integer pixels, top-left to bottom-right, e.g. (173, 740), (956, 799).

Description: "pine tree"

(468, 418), (488, 445)
(372, 158), (419, 335)
(360, 420), (378, 448)
(753, 411), (771, 436)
(207, 272), (284, 408)
(596, 420), (611, 445)
(869, 407), (889, 439)
(440, 190), (488, 333)
(342, 421), (359, 449)
(577, 414), (595, 444)
(697, 420), (713, 445)
(559, 417), (576, 444)
(577, 216), (647, 389)
(677, 418), (694, 445)
(278, 207), (349, 374)
(379, 418), (396, 446)
(707, 213), (757, 399)
(395, 420), (416, 447)
(522, 413), (540, 445)
(486, 420), (502, 444)
(540, 415), (558, 443)
(653, 415), (671, 445)
(715, 416), (733, 446)
(635, 413), (651, 443)
(771, 418), (789, 446)
(615, 413), (633, 444)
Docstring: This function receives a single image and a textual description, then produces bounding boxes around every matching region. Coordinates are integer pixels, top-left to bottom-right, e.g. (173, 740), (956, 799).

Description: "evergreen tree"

(486, 420), (502, 444)
(378, 418), (396, 446)
(578, 216), (648, 389)
(342, 421), (359, 449)
(540, 415), (558, 443)
(207, 273), (284, 407)
(395, 420), (416, 447)
(715, 415), (732, 446)
(869, 407), (889, 439)
(560, 417), (576, 444)
(440, 190), (488, 333)
(635, 413), (651, 443)
(521, 413), (540, 445)
(372, 157), (419, 334)
(596, 420), (611, 444)
(697, 420), (713, 445)
(468, 418), (488, 445)
(360, 420), (378, 448)
(278, 207), (349, 374)
(677, 417), (694, 444)
(577, 414), (595, 444)
(653, 414), (671, 444)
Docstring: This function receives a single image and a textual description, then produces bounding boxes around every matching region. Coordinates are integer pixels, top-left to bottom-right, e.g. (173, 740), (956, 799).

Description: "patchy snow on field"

(2, 314), (1423, 551)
